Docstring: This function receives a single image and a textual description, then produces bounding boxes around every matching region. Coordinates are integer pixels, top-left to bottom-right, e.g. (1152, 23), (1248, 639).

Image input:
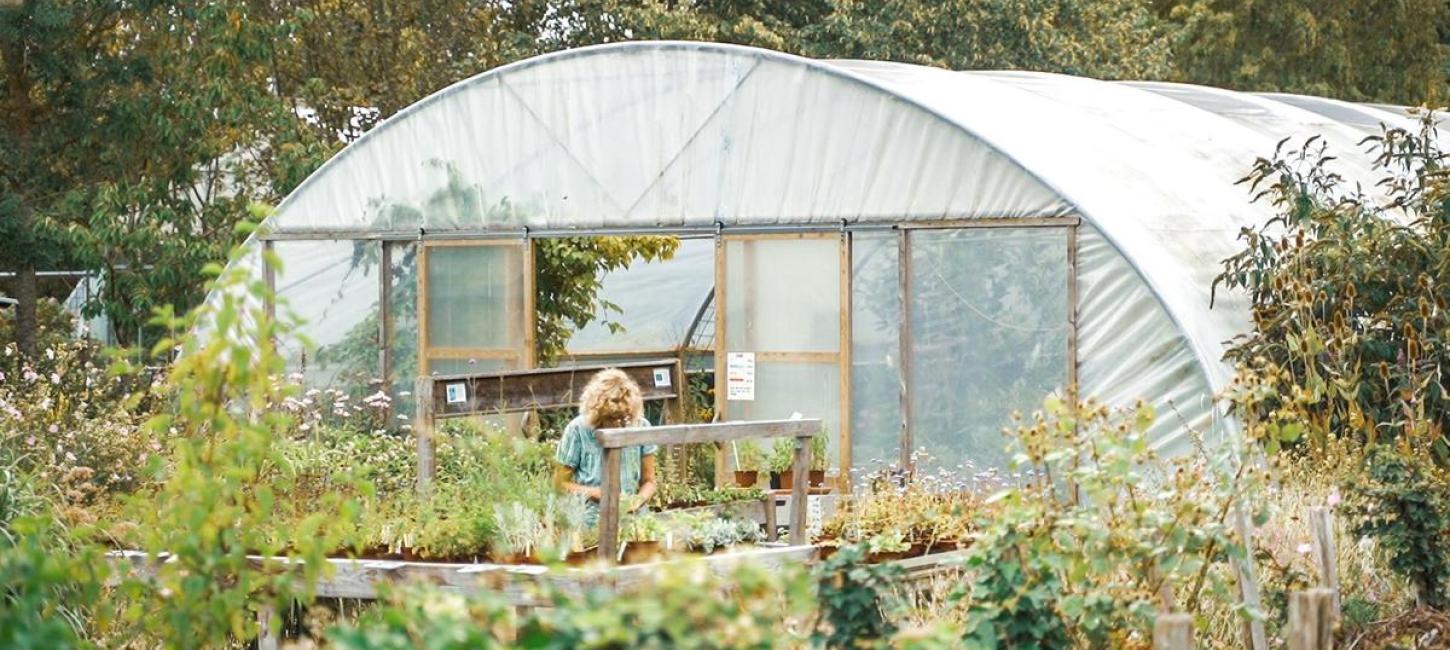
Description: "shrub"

(950, 398), (1267, 647)
(1346, 445), (1450, 609)
(813, 543), (903, 648)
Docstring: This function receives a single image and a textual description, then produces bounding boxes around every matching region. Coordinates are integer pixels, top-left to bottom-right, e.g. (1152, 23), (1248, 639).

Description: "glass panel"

(909, 228), (1069, 473)
(425, 244), (522, 349)
(850, 232), (902, 474)
(724, 238), (840, 352)
(274, 239), (380, 396)
(727, 361), (841, 464)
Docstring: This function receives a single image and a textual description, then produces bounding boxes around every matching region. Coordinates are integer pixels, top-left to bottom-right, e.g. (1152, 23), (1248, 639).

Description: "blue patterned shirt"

(555, 415), (657, 495)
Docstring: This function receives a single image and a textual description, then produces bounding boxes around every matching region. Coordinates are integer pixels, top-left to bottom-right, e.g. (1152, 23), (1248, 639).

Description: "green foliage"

(112, 246), (360, 648)
(327, 585), (513, 650)
(951, 398), (1265, 647)
(1217, 117), (1450, 460)
(681, 514), (763, 554)
(0, 516), (107, 650)
(733, 439), (766, 474)
(534, 237), (680, 363)
(1159, 0), (1448, 103)
(812, 543), (903, 648)
(517, 563), (814, 649)
(767, 437), (797, 474)
(1346, 445), (1450, 609)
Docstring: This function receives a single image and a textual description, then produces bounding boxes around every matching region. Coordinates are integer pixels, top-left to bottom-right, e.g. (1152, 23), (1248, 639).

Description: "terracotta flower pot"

(776, 469), (795, 489)
(621, 540), (662, 565)
(564, 547), (599, 566)
(808, 470), (826, 487)
(733, 470), (759, 487)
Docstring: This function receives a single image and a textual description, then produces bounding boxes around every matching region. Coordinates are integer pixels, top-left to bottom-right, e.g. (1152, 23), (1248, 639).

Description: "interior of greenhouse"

(204, 40), (1427, 481)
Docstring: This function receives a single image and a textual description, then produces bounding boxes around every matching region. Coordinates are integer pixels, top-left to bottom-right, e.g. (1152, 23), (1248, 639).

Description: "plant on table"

(768, 437), (797, 484)
(684, 515), (763, 554)
(733, 439), (765, 485)
(810, 433), (829, 473)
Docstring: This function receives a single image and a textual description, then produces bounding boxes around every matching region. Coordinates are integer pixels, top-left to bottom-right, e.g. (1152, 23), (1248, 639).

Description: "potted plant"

(685, 516), (763, 554)
(768, 437), (796, 489)
(808, 432), (829, 488)
(490, 502), (543, 564)
(620, 512), (666, 564)
(733, 439), (764, 487)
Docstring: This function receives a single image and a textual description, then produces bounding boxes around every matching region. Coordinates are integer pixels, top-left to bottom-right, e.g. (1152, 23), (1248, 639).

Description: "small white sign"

(445, 382), (467, 404)
(726, 352), (755, 401)
(652, 367), (672, 388)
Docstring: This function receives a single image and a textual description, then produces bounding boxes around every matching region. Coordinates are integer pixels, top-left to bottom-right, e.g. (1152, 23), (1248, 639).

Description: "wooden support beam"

(897, 229), (914, 471)
(595, 419), (822, 449)
(838, 230), (853, 490)
(597, 448), (622, 561)
(789, 436), (809, 545)
(379, 243), (393, 424)
(415, 377), (436, 495)
(713, 235), (727, 488)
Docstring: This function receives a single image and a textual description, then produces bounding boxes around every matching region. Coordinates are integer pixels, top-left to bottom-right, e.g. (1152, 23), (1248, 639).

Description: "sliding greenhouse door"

(715, 234), (849, 478)
(416, 240), (534, 378)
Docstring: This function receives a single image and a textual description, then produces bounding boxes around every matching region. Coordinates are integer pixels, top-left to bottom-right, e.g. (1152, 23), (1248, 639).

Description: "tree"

(1158, 0), (1449, 104)
(1, 0), (312, 354)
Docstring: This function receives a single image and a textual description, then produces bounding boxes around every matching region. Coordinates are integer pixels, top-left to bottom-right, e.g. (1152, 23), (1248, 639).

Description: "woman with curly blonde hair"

(554, 368), (657, 522)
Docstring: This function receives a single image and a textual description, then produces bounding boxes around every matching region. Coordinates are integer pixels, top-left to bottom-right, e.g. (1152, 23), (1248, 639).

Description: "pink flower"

(1328, 490), (1342, 507)
(48, 424), (58, 434)
(1296, 543), (1313, 555)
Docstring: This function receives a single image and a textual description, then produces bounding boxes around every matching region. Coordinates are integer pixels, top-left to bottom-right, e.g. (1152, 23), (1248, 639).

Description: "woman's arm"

(554, 465), (602, 501)
(630, 454), (657, 512)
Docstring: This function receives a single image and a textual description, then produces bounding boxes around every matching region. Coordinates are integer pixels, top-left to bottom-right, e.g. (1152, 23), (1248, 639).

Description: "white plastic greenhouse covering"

(214, 40), (1432, 468)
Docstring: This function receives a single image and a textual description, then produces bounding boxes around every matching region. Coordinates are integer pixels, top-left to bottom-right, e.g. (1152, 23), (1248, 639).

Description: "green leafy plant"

(684, 516), (763, 554)
(768, 437), (797, 475)
(951, 397), (1267, 647)
(734, 439), (765, 474)
(810, 433), (829, 472)
(812, 543), (903, 648)
(1346, 445), (1450, 609)
(621, 511), (667, 543)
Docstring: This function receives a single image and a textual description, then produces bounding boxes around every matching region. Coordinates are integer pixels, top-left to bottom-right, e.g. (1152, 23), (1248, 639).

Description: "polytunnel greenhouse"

(214, 40), (1426, 479)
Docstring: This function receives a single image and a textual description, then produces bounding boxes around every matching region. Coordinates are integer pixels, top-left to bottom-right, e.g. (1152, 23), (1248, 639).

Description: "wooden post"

(713, 235), (727, 488)
(378, 243), (393, 424)
(1231, 507), (1268, 650)
(1287, 588), (1334, 650)
(897, 229), (913, 471)
(597, 448), (622, 561)
(763, 494), (778, 542)
(415, 377), (436, 495)
(1153, 613), (1194, 650)
(789, 435), (810, 545)
(257, 606), (280, 650)
(1308, 507), (1341, 621)
(838, 230), (853, 491)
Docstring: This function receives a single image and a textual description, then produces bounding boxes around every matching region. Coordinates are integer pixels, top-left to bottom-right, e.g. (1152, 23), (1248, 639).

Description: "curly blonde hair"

(579, 368), (644, 429)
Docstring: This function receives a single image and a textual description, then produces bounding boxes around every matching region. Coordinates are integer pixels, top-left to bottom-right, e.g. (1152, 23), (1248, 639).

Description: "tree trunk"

(14, 265), (37, 358)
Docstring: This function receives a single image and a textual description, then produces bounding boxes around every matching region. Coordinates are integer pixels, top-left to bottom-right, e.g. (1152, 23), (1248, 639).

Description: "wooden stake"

(1231, 507), (1268, 650)
(838, 230), (853, 490)
(257, 606), (280, 650)
(1153, 613), (1194, 650)
(415, 377), (436, 495)
(1308, 507), (1341, 621)
(1287, 588), (1335, 650)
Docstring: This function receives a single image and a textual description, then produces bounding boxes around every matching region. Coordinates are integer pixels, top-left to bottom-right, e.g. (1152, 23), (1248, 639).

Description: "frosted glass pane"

(274, 239), (380, 394)
(726, 361), (841, 464)
(851, 232), (902, 473)
(425, 245), (522, 349)
(724, 238), (839, 352)
(909, 228), (1069, 472)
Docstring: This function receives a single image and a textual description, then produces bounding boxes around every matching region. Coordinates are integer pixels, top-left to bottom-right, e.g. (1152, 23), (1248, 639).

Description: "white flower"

(48, 424), (58, 434)
(64, 452), (76, 462)
(1296, 543), (1313, 555)
(50, 373), (60, 385)
(1328, 489), (1342, 507)
(45, 348), (54, 360)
